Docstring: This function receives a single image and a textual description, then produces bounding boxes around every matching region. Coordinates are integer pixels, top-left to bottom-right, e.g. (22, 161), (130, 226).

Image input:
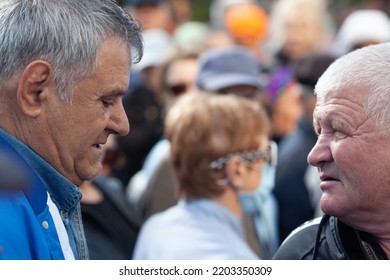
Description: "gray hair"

(315, 42), (390, 137)
(0, 0), (143, 102)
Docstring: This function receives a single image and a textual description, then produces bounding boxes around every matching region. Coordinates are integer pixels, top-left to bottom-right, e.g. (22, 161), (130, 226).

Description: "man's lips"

(319, 173), (340, 190)
(319, 174), (337, 181)
(93, 140), (107, 149)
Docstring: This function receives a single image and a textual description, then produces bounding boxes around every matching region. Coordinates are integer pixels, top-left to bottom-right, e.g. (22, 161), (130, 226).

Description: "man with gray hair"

(273, 43), (390, 260)
(0, 0), (142, 259)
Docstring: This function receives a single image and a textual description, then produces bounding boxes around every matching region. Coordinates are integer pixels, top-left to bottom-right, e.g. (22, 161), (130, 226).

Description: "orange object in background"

(224, 3), (268, 48)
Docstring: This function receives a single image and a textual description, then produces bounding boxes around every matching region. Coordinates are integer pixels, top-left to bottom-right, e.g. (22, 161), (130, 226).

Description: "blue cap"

(196, 46), (264, 91)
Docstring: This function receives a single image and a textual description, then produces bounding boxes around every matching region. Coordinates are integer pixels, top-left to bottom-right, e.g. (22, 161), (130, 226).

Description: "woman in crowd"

(133, 91), (272, 259)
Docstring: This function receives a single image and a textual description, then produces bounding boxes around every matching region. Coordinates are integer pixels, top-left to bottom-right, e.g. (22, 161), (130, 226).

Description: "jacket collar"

(331, 216), (388, 260)
(0, 128), (81, 217)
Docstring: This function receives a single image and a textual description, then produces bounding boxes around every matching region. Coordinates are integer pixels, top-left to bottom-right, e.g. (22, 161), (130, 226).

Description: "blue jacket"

(0, 129), (88, 259)
(0, 136), (65, 259)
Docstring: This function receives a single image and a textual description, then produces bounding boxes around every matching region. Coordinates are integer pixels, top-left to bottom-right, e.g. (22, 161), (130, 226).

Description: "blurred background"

(118, 0), (390, 26)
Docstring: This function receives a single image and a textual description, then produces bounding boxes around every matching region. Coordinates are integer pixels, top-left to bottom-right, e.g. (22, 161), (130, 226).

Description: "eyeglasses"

(209, 141), (277, 171)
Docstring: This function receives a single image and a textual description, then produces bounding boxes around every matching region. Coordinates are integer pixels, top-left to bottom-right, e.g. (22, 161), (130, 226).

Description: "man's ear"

(17, 60), (53, 118)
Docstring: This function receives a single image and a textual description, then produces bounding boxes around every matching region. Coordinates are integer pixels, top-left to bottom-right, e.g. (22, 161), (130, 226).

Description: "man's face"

(307, 87), (390, 229)
(43, 37), (131, 186)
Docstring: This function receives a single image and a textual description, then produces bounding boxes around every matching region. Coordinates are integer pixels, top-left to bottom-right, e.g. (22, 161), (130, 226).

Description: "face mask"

(239, 163), (276, 216)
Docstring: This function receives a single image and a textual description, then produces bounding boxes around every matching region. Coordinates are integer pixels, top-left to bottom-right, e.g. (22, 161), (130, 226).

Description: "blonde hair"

(165, 91), (270, 200)
(267, 0), (334, 54)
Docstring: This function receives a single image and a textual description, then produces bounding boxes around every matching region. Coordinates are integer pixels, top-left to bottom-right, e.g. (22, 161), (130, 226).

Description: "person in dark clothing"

(113, 83), (164, 186)
(112, 28), (169, 187)
(273, 53), (336, 242)
(81, 176), (140, 259)
(274, 43), (390, 260)
(80, 136), (140, 259)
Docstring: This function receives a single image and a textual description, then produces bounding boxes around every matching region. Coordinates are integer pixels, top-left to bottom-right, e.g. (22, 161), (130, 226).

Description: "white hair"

(315, 42), (390, 136)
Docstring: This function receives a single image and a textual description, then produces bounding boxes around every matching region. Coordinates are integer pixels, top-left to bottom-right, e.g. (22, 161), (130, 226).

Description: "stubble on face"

(42, 38), (132, 186)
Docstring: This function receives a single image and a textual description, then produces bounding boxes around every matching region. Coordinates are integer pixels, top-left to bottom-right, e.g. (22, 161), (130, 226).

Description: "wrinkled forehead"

(315, 81), (370, 107)
(312, 85), (372, 132)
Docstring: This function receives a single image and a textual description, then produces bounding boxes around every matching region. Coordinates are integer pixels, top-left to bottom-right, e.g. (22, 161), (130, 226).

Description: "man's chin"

(76, 164), (103, 185)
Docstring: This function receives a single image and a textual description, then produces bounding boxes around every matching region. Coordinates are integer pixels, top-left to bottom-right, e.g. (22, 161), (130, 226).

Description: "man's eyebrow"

(104, 88), (130, 97)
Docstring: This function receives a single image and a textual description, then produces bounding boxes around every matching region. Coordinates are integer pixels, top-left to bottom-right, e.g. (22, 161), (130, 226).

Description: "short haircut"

(165, 91), (270, 200)
(0, 0), (143, 102)
(315, 42), (390, 137)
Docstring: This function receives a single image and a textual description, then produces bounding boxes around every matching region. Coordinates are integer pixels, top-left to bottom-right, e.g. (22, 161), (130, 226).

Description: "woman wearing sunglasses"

(133, 91), (273, 260)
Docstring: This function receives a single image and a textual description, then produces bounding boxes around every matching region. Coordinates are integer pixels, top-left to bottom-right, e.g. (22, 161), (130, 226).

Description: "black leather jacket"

(273, 215), (388, 260)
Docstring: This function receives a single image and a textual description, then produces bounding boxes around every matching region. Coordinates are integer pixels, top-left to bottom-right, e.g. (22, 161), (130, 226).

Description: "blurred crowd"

(36, 0), (390, 259)
(0, 0), (390, 260)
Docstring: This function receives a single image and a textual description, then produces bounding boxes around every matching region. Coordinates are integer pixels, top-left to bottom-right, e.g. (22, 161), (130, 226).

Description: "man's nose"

(307, 135), (332, 167)
(109, 101), (130, 136)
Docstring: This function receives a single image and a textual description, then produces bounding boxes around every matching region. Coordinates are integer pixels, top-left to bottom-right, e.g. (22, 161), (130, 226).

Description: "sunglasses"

(209, 141), (277, 171)
(168, 83), (189, 97)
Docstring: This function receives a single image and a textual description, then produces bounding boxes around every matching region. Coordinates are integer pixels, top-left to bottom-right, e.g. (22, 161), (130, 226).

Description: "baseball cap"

(195, 46), (264, 91)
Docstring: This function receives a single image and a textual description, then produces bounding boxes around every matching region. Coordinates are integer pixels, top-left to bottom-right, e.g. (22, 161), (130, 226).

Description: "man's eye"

(102, 99), (114, 108)
(334, 130), (347, 139)
(314, 125), (321, 136)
